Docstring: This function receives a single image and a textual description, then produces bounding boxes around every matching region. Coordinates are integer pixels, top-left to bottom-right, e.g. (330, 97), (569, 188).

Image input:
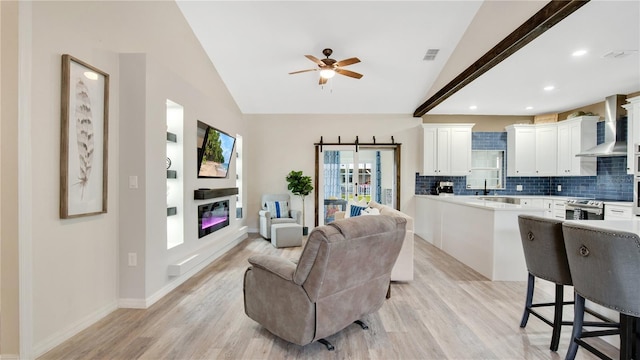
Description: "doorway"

(315, 145), (400, 226)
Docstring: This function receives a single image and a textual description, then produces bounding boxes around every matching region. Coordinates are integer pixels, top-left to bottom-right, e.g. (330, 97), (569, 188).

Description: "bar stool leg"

(520, 273), (535, 328)
(620, 314), (633, 360)
(566, 294), (585, 360)
(550, 284), (564, 352)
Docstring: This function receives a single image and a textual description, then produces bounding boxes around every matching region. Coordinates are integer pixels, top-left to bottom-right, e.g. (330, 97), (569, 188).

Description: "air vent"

(423, 49), (440, 61)
(602, 50), (638, 59)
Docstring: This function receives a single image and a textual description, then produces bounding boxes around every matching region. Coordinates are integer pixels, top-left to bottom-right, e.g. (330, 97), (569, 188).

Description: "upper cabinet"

(506, 125), (536, 176)
(556, 116), (598, 176)
(422, 124), (474, 176)
(535, 124), (558, 176)
(624, 96), (640, 175)
(507, 117), (598, 177)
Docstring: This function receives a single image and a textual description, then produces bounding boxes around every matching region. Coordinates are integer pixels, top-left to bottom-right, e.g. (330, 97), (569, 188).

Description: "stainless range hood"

(575, 94), (627, 157)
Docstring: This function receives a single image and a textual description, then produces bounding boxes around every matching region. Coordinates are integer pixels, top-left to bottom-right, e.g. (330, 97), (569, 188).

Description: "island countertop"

(414, 194), (575, 211)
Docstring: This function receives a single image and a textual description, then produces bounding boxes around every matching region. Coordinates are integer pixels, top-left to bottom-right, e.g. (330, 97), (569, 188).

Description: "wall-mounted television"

(196, 120), (236, 178)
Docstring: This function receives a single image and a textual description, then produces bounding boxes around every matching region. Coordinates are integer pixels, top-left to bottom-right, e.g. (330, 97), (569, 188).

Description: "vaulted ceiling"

(176, 1), (639, 116)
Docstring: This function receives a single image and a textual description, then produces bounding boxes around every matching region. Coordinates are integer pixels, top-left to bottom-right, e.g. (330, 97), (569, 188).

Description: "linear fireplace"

(198, 200), (229, 238)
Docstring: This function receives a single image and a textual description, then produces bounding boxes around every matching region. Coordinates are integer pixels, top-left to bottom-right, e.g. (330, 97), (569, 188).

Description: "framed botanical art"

(60, 54), (109, 218)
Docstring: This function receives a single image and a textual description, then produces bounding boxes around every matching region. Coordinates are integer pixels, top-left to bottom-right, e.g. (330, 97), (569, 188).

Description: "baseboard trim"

(119, 226), (249, 309)
(0, 354), (21, 360)
(32, 300), (118, 358)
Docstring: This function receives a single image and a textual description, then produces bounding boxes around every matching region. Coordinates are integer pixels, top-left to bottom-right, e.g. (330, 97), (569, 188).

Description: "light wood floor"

(39, 234), (618, 360)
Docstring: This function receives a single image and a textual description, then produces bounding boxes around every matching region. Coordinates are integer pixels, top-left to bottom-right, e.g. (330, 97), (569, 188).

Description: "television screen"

(197, 120), (236, 178)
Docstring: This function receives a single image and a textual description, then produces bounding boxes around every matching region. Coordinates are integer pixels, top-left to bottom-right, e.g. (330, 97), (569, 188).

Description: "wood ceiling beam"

(413, 0), (590, 118)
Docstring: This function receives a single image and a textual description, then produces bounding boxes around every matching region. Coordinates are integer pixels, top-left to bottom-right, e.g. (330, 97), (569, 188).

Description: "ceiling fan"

(289, 48), (363, 85)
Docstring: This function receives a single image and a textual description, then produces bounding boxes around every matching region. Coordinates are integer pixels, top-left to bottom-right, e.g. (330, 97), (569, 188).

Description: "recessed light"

(469, 105), (477, 110)
(544, 85), (555, 91)
(526, 106), (533, 110)
(572, 49), (587, 57)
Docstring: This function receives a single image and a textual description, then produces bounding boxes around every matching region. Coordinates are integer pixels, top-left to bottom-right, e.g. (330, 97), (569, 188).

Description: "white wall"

(244, 114), (423, 231)
(1, 1), (21, 355)
(26, 1), (246, 356)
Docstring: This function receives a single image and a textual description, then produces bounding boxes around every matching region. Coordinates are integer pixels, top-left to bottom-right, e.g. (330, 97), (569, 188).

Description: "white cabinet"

(542, 199), (565, 219)
(507, 124), (556, 176)
(604, 203), (633, 220)
(520, 198), (544, 208)
(422, 124), (474, 176)
(543, 199), (553, 218)
(507, 118), (598, 177)
(535, 124), (557, 176)
(506, 125), (536, 176)
(553, 200), (566, 220)
(624, 96), (640, 175)
(556, 116), (598, 176)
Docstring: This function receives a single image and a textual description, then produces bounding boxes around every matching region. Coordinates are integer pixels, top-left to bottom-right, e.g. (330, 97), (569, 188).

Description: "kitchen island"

(415, 195), (551, 281)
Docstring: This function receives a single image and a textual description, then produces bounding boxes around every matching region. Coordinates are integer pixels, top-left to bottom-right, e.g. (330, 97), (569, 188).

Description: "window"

(467, 150), (505, 190)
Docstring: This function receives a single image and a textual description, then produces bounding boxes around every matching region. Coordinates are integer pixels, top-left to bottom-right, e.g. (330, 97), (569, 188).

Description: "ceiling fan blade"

(319, 76), (328, 85)
(335, 68), (363, 79)
(305, 55), (324, 66)
(289, 68), (318, 75)
(335, 57), (360, 67)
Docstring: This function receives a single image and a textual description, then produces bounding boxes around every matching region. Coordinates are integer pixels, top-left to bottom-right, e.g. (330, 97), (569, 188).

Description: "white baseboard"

(247, 226), (258, 233)
(0, 354), (20, 360)
(119, 226), (248, 309)
(117, 298), (147, 309)
(32, 300), (118, 358)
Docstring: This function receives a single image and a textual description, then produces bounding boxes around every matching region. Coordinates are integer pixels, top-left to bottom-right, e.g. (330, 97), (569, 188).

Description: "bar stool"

(562, 222), (640, 360)
(517, 215), (574, 351)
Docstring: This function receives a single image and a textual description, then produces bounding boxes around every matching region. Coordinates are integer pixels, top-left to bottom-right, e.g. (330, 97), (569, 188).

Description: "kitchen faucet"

(483, 179), (490, 196)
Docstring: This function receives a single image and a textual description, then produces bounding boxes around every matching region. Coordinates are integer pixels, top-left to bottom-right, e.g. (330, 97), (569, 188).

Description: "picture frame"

(60, 54), (109, 219)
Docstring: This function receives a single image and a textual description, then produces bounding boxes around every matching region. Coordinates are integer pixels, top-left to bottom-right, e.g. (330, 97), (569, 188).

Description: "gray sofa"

(335, 200), (414, 281)
(243, 215), (407, 349)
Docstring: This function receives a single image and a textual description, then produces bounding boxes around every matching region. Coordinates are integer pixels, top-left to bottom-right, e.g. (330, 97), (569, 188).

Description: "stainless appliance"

(565, 199), (604, 220)
(575, 94), (627, 157)
(436, 181), (454, 196)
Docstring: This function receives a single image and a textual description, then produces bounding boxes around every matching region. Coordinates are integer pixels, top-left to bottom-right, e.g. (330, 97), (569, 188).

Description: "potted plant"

(286, 170), (314, 235)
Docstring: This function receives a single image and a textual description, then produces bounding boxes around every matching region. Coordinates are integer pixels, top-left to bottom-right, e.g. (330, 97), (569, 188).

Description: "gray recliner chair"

(258, 194), (301, 239)
(243, 215), (407, 350)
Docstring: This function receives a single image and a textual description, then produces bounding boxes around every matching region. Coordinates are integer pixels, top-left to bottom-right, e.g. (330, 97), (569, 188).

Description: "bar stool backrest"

(518, 215), (572, 285)
(562, 223), (640, 317)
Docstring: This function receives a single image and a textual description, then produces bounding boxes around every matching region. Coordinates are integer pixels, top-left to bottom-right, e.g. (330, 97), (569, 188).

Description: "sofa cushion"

(361, 207), (381, 216)
(266, 200), (289, 218)
(345, 199), (368, 218)
(349, 205), (367, 217)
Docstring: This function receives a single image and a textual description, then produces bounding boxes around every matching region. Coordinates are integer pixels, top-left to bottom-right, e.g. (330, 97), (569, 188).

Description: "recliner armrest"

(248, 255), (296, 281)
(258, 210), (271, 218)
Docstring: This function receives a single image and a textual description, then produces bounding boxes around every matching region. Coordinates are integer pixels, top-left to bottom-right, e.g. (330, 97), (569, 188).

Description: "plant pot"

(302, 226), (309, 236)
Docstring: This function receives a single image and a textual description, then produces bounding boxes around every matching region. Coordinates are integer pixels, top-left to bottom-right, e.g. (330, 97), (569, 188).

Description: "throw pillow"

(361, 207), (381, 216)
(265, 201), (289, 219)
(345, 199), (368, 218)
(350, 205), (367, 217)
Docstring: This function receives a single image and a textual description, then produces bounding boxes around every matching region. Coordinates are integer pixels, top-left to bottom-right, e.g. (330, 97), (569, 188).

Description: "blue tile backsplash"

(415, 123), (633, 201)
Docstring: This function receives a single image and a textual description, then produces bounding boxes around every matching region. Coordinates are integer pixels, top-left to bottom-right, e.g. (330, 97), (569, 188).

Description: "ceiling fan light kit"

(289, 48), (363, 85)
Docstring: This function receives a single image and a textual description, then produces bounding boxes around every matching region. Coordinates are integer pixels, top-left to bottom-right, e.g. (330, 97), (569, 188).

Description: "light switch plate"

(557, 185), (562, 192)
(129, 175), (138, 189)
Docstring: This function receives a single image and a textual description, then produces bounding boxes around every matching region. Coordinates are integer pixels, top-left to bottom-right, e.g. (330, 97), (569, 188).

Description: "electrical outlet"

(516, 185), (523, 191)
(557, 185), (562, 192)
(128, 253), (137, 267)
